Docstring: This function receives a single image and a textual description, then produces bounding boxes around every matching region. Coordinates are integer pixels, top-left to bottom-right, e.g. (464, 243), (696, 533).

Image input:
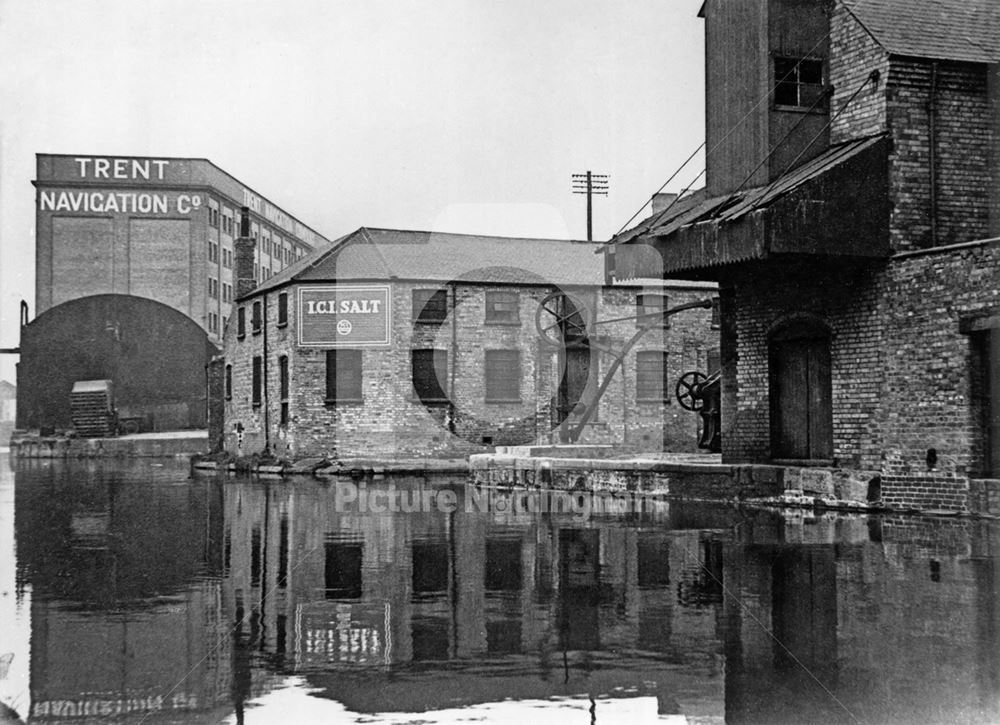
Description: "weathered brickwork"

(829, 4), (889, 143)
(887, 60), (993, 252)
(725, 261), (886, 468)
(223, 280), (718, 460)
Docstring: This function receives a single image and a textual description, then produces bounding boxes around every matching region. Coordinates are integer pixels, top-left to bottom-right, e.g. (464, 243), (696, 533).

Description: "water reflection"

(4, 456), (1000, 724)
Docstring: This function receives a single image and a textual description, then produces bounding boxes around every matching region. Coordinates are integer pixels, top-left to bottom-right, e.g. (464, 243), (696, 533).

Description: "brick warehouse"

(33, 154), (330, 347)
(607, 0), (1000, 511)
(221, 222), (718, 460)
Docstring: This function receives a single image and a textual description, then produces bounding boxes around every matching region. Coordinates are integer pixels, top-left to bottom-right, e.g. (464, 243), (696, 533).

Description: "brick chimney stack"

(651, 193), (678, 216)
(234, 206), (256, 298)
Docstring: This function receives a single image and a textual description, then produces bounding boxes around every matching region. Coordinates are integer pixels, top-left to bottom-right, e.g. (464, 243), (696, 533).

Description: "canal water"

(2, 456), (999, 724)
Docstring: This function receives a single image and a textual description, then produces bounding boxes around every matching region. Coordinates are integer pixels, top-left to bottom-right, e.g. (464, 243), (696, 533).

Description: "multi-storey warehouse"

(33, 154), (330, 346)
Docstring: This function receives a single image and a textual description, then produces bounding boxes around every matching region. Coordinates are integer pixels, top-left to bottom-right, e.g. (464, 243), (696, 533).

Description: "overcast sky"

(0, 0), (706, 381)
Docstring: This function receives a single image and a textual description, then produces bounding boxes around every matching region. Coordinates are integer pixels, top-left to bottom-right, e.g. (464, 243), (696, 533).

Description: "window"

(637, 293), (670, 328)
(209, 207), (219, 228)
(237, 306), (246, 338)
(411, 349), (448, 404)
(222, 315), (229, 331)
(252, 356), (262, 407)
(225, 364), (233, 400)
(774, 56), (825, 109)
(485, 350), (521, 402)
(209, 241), (219, 264)
(485, 291), (519, 324)
(222, 283), (231, 303)
(222, 248), (232, 268)
(636, 351), (669, 402)
(208, 278), (219, 299)
(277, 292), (288, 326)
(279, 355), (289, 425)
(252, 300), (262, 334)
(413, 288), (448, 323)
(325, 349), (363, 403)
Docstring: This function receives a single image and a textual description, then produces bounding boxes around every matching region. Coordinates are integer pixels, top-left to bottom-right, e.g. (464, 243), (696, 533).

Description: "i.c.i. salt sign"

(298, 285), (391, 347)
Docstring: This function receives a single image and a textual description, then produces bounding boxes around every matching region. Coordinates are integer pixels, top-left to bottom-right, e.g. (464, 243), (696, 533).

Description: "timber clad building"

(34, 154), (329, 346)
(608, 0), (1000, 511)
(221, 227), (718, 459)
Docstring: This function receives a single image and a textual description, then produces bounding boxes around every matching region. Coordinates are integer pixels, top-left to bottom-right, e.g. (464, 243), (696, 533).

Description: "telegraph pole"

(571, 171), (608, 241)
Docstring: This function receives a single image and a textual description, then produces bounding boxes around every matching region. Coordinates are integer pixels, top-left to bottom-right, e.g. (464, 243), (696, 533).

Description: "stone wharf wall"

(223, 281), (719, 460)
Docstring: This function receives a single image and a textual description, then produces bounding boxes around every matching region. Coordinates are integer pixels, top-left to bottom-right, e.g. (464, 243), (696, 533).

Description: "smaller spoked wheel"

(675, 371), (708, 411)
(535, 291), (589, 346)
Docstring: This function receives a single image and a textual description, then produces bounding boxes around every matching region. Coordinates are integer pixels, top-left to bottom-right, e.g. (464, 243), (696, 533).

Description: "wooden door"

(770, 335), (833, 459)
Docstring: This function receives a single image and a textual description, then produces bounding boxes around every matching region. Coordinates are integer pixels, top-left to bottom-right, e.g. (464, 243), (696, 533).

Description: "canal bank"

(470, 446), (1000, 518)
(9, 430), (208, 459)
(188, 444), (1000, 519)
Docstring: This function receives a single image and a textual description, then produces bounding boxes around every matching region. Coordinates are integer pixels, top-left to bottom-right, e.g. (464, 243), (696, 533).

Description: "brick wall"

(887, 59), (992, 252)
(829, 3), (889, 143)
(223, 281), (718, 460)
(725, 260), (886, 469)
(878, 241), (1000, 509)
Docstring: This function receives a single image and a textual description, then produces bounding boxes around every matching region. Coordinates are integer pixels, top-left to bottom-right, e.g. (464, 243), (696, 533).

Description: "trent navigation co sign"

(298, 285), (391, 347)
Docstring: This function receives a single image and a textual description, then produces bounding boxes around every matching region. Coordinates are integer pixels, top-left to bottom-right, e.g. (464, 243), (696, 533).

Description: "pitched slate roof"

(843, 0), (1000, 63)
(245, 228), (610, 298)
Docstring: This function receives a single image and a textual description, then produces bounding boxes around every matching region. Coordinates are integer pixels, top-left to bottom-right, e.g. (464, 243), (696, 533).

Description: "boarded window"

(636, 350), (669, 402)
(411, 349), (448, 404)
(774, 57), (825, 108)
(252, 356), (262, 407)
(636, 293), (670, 328)
(413, 288), (448, 323)
(251, 300), (262, 333)
(485, 349), (521, 402)
(237, 307), (245, 338)
(325, 349), (363, 404)
(277, 292), (288, 326)
(485, 290), (519, 324)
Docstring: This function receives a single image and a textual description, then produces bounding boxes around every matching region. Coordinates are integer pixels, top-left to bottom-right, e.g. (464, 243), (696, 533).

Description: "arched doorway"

(768, 316), (833, 460)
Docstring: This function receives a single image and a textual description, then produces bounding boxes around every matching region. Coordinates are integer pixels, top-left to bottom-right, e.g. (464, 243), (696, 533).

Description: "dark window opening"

(411, 617), (450, 661)
(251, 526), (262, 587)
(485, 290), (519, 324)
(277, 292), (288, 326)
(637, 293), (670, 328)
(485, 538), (523, 591)
(487, 620), (522, 655)
(324, 542), (363, 599)
(636, 350), (669, 402)
(251, 300), (262, 334)
(637, 535), (671, 588)
(485, 349), (521, 402)
(251, 356), (262, 407)
(774, 56), (825, 109)
(411, 349), (449, 404)
(237, 306), (246, 339)
(325, 349), (363, 404)
(413, 288), (448, 323)
(225, 364), (233, 401)
(412, 543), (450, 595)
(279, 355), (289, 425)
(278, 515), (289, 589)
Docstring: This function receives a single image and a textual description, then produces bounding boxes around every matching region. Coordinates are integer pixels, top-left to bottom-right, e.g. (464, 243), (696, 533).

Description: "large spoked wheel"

(675, 371), (708, 411)
(535, 292), (588, 346)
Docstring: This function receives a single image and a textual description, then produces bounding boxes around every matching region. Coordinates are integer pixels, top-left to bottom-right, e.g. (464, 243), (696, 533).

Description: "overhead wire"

(612, 0), (878, 240)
